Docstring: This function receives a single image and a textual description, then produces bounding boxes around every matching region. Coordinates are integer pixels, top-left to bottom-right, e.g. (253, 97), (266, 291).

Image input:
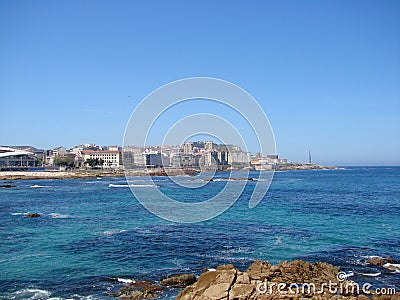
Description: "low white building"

(250, 159), (274, 170)
(81, 150), (121, 168)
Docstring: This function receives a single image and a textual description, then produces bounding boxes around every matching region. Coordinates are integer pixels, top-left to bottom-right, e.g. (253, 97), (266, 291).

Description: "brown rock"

(366, 257), (393, 266)
(236, 273), (251, 284)
(177, 260), (365, 300)
(114, 281), (162, 299)
(270, 260), (319, 285)
(229, 283), (254, 299)
(26, 213), (40, 218)
(246, 260), (273, 280)
(0, 184), (16, 188)
(177, 286), (195, 300)
(372, 293), (400, 300)
(177, 264), (237, 300)
(161, 273), (196, 287)
(203, 282), (232, 298)
(313, 262), (340, 281)
(177, 260), (400, 300)
(383, 264), (400, 272)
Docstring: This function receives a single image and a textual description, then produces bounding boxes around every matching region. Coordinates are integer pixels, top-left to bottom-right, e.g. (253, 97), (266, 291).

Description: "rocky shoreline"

(112, 258), (399, 300)
(275, 164), (339, 171)
(0, 164), (338, 181)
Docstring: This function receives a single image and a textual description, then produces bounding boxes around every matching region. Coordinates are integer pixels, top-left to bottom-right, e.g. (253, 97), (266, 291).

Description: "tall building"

(183, 142), (193, 155)
(145, 153), (163, 167)
(204, 151), (228, 166)
(217, 151), (228, 165)
(205, 141), (215, 151)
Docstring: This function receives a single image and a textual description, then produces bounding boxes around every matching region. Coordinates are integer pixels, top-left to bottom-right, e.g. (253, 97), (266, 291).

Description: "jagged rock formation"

(177, 260), (400, 300)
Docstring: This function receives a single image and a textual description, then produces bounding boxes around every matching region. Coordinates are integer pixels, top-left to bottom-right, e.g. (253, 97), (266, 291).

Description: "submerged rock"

(0, 184), (16, 188)
(161, 273), (196, 287)
(382, 263), (400, 273)
(25, 213), (40, 218)
(113, 281), (162, 299)
(112, 273), (196, 299)
(366, 257), (394, 266)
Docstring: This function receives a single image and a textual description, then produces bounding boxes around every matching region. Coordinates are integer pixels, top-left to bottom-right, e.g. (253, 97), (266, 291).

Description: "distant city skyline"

(0, 1), (399, 166)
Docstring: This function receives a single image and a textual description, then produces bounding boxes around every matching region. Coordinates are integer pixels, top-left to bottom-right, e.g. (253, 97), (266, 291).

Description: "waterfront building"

(171, 154), (200, 168)
(81, 149), (121, 168)
(145, 152), (166, 168)
(278, 158), (288, 164)
(183, 142), (193, 155)
(1, 145), (46, 166)
(228, 152), (251, 165)
(0, 146), (37, 170)
(250, 154), (287, 170)
(74, 152), (84, 168)
(204, 150), (229, 166)
(217, 151), (228, 165)
(250, 158), (273, 170)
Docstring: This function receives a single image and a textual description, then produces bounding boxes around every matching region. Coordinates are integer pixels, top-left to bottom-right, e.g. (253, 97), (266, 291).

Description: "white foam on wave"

(365, 255), (384, 259)
(31, 185), (51, 188)
(102, 229), (128, 237)
(8, 289), (97, 300)
(12, 288), (51, 299)
(48, 213), (71, 219)
(108, 184), (158, 188)
(360, 272), (381, 277)
(344, 271), (355, 279)
(117, 278), (135, 284)
(63, 296), (96, 300)
(383, 263), (400, 273)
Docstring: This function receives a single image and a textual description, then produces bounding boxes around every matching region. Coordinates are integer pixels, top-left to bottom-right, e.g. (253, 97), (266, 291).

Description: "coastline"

(112, 258), (399, 299)
(0, 165), (338, 181)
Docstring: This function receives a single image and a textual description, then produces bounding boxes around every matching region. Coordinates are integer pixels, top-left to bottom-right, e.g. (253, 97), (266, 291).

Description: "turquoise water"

(0, 167), (399, 299)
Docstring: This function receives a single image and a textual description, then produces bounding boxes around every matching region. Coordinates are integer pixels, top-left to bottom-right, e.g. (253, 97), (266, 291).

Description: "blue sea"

(0, 167), (399, 299)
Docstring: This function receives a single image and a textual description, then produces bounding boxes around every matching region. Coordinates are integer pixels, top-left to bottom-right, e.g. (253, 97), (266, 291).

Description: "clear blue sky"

(0, 1), (399, 165)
